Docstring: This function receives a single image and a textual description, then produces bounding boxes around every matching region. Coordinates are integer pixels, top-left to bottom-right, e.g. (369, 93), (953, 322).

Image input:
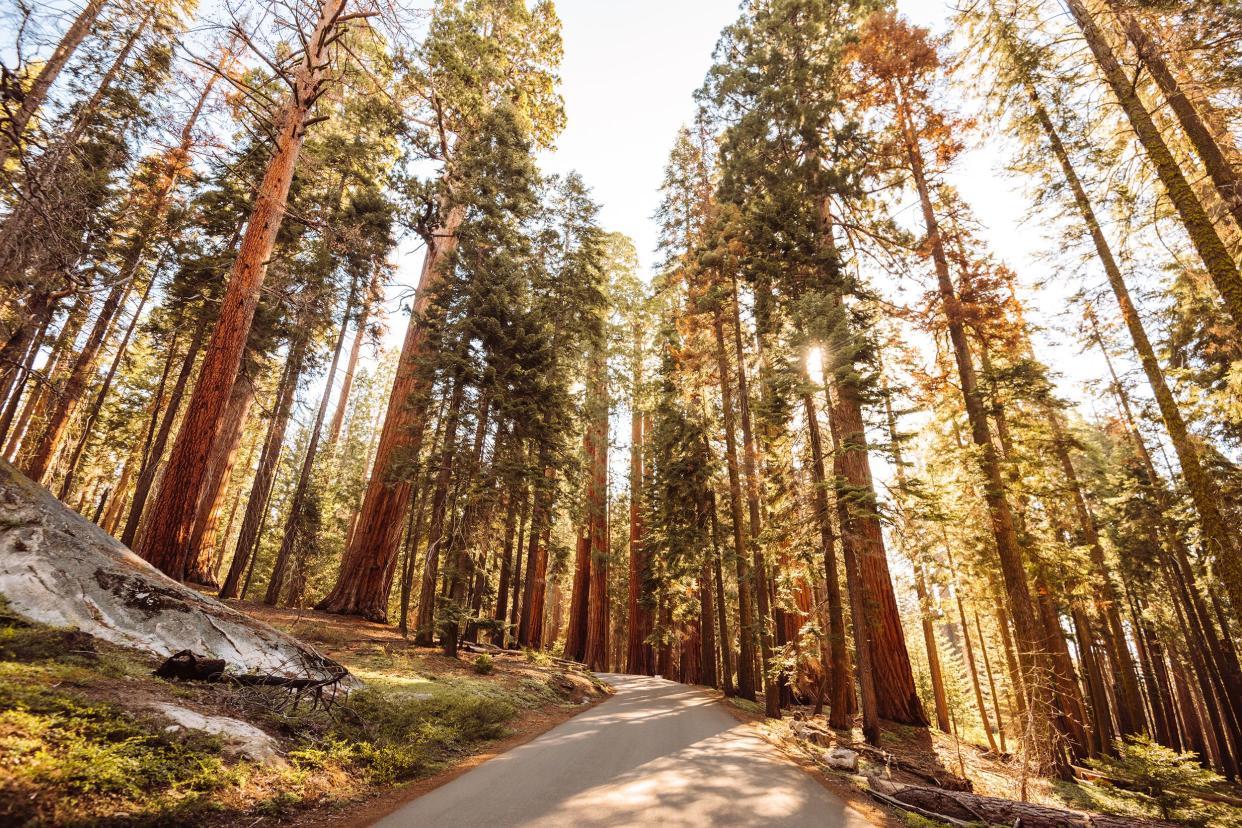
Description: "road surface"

(371, 673), (876, 827)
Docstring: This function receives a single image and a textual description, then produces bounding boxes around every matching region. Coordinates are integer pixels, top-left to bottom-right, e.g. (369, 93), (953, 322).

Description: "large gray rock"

(0, 460), (346, 682)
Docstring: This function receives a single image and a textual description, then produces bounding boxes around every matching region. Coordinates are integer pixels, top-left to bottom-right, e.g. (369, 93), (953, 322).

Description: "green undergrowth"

(0, 604), (588, 826)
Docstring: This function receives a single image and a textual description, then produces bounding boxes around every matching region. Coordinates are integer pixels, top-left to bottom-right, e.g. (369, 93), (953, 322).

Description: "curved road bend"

(371, 673), (876, 828)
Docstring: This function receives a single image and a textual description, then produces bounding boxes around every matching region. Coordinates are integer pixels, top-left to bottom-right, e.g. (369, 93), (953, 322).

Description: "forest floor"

(727, 696), (1242, 826)
(0, 598), (609, 827)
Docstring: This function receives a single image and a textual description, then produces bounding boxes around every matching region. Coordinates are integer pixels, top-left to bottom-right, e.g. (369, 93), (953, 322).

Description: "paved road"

(371, 673), (875, 828)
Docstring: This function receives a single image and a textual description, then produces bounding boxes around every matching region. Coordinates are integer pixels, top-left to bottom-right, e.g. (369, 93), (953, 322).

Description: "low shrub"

(473, 654), (495, 675)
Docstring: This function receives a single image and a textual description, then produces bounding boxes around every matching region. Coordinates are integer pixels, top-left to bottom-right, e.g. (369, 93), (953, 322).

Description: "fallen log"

(868, 779), (1184, 828)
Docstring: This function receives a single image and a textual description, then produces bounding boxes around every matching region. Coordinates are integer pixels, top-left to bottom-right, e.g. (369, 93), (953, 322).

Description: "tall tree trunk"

(802, 389), (854, 730)
(946, 545), (1000, 753)
(1062, 0), (1242, 334)
(326, 268), (379, 447)
(1046, 411), (1147, 737)
(0, 0), (108, 169)
(518, 468), (552, 648)
(264, 283), (355, 604)
(1030, 71), (1242, 655)
(508, 475), (531, 648)
(136, 0), (349, 580)
(24, 280), (132, 482)
(712, 307), (757, 701)
(0, 312), (51, 448)
(1034, 573), (1093, 761)
(584, 351), (610, 672)
(729, 281), (779, 718)
(564, 456), (592, 662)
(5, 292), (86, 461)
(185, 370), (255, 586)
(412, 371), (466, 644)
(826, 378), (880, 746)
(0, 9), (151, 281)
(1106, 4), (1242, 233)
(30, 64), (219, 488)
(898, 86), (1061, 773)
(625, 402), (653, 675)
(57, 254), (159, 498)
(319, 203), (466, 619)
(121, 320), (204, 548)
(882, 364), (951, 733)
(491, 484), (521, 645)
(219, 333), (307, 599)
(1072, 605), (1115, 756)
(824, 327), (928, 727)
(708, 490), (735, 695)
(1092, 315), (1242, 738)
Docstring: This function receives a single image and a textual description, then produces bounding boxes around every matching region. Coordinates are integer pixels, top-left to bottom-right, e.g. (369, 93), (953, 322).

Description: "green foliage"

(473, 654), (495, 675)
(323, 685), (516, 784)
(1087, 736), (1225, 821)
(0, 679), (234, 818)
(524, 647), (552, 666)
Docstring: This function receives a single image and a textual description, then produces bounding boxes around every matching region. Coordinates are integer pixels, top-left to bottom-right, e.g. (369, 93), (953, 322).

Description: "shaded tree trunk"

(625, 404), (654, 675)
(729, 282), (779, 718)
(711, 307), (757, 701)
(219, 334), (308, 599)
(121, 320), (204, 548)
(264, 283), (356, 604)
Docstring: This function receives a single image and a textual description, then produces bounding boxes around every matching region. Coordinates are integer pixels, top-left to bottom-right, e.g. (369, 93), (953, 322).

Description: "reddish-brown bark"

(136, 0), (349, 581)
(185, 371), (255, 587)
(318, 204), (466, 619)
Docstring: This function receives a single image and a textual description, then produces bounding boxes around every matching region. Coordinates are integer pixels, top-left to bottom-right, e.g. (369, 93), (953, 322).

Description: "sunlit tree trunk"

(319, 203), (466, 619)
(136, 0), (350, 580)
(1104, 2), (1242, 236)
(1063, 0), (1242, 335)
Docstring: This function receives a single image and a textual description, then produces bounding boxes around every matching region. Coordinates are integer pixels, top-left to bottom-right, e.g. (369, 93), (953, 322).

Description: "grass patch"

(0, 605), (593, 826)
(727, 696), (763, 716)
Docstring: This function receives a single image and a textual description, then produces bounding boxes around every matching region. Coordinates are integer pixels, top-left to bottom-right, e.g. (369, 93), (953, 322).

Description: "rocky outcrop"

(0, 460), (346, 682)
